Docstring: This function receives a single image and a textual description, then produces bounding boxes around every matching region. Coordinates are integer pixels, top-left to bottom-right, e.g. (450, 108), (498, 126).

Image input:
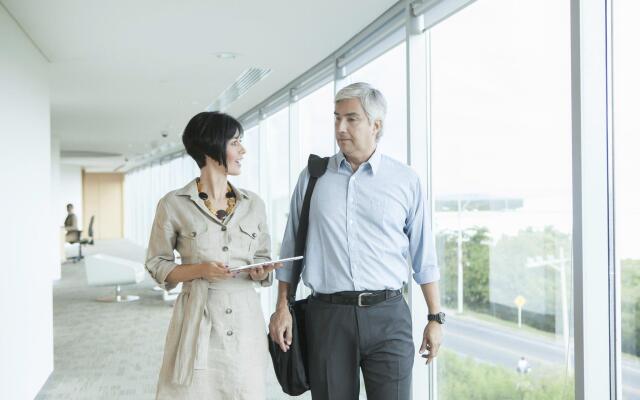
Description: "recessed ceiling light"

(215, 52), (238, 60)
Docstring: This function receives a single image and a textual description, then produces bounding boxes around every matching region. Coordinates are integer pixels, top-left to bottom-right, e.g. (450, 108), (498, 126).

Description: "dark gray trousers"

(305, 294), (414, 400)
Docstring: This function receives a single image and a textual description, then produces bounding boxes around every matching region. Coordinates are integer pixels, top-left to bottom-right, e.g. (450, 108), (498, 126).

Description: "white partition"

(0, 5), (54, 399)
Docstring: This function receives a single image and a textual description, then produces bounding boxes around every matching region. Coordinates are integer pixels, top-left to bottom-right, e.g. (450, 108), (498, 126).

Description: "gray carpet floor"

(35, 239), (322, 400)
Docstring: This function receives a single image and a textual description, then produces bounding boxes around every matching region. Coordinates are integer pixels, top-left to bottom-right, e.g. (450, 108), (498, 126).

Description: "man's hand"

(200, 261), (233, 282)
(269, 305), (293, 352)
(249, 262), (283, 281)
(419, 321), (443, 364)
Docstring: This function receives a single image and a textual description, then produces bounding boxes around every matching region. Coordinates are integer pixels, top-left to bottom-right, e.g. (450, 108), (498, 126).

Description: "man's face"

(67, 206), (73, 213)
(334, 98), (380, 158)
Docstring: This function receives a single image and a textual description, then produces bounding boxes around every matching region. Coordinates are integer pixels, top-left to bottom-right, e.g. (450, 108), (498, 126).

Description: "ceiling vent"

(207, 67), (271, 112)
(61, 150), (121, 158)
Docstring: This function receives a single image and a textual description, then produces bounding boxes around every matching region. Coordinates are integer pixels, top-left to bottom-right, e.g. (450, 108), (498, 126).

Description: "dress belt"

(312, 289), (402, 307)
(181, 278), (256, 292)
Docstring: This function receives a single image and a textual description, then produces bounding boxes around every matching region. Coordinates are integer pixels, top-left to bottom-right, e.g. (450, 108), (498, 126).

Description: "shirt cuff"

(149, 261), (179, 291)
(413, 266), (440, 285)
(275, 267), (295, 283)
(260, 271), (274, 287)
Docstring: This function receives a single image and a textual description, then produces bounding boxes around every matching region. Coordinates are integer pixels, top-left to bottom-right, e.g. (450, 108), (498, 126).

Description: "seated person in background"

(64, 203), (79, 242)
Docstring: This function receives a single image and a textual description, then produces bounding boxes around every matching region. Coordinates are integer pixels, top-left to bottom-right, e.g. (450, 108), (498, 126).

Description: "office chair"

(67, 216), (95, 263)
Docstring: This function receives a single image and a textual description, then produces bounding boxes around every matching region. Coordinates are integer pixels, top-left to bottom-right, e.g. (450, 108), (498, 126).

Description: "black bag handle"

(288, 154), (329, 304)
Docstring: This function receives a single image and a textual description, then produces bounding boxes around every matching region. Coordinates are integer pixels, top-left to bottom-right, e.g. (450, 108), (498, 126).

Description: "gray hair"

(335, 82), (387, 140)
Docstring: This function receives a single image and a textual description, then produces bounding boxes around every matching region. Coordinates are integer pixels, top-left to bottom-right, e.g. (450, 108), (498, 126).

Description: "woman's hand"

(249, 262), (283, 281)
(200, 261), (234, 282)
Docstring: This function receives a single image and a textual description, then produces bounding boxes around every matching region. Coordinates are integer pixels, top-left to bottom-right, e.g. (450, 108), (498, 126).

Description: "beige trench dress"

(145, 178), (273, 400)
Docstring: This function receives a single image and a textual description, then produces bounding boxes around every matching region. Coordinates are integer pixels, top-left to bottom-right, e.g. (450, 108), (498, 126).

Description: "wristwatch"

(428, 312), (446, 324)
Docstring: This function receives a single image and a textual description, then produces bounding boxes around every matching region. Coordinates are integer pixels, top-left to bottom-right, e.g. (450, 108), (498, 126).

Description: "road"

(445, 314), (640, 399)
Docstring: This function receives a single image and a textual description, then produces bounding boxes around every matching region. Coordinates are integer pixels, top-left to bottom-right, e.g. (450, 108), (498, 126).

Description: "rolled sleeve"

(275, 265), (295, 284)
(413, 266), (441, 285)
(406, 176), (440, 285)
(275, 214), (296, 283)
(253, 198), (274, 287)
(275, 168), (308, 284)
(145, 198), (179, 290)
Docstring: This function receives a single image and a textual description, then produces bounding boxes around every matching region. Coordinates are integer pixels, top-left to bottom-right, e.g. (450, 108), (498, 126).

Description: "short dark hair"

(66, 203), (73, 209)
(182, 112), (244, 169)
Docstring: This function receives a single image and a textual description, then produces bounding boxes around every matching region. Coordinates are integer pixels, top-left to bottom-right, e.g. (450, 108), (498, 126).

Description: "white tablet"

(227, 256), (304, 272)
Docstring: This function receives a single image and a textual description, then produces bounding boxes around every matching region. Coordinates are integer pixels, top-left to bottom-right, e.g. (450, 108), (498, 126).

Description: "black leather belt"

(312, 289), (402, 307)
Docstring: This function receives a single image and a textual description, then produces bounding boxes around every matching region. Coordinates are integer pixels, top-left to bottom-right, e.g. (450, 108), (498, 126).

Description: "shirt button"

(222, 246), (229, 252)
(227, 330), (233, 336)
(191, 232), (196, 237)
(225, 308), (232, 314)
(221, 226), (227, 231)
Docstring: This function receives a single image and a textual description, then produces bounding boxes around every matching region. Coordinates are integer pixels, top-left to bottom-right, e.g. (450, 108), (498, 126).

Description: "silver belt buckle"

(358, 292), (374, 307)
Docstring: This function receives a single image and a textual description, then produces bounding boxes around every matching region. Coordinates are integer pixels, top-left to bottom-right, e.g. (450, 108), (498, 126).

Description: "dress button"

(225, 308), (232, 314)
(226, 330), (233, 336)
(251, 233), (257, 238)
(221, 226), (227, 231)
(222, 246), (229, 252)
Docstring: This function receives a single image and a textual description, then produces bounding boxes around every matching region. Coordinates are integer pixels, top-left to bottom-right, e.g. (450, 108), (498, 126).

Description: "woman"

(146, 111), (280, 399)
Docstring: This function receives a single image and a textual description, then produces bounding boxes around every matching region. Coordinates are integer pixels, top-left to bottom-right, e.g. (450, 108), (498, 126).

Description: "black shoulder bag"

(268, 154), (329, 396)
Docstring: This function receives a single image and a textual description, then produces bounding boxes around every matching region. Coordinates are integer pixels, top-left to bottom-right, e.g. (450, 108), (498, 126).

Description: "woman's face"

(225, 131), (246, 176)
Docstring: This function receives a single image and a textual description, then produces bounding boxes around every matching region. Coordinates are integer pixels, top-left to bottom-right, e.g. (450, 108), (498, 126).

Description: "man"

(64, 203), (79, 242)
(269, 82), (444, 400)
(517, 356), (531, 374)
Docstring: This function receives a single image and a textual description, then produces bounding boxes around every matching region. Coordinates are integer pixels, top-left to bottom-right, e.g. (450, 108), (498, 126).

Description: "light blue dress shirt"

(276, 149), (439, 293)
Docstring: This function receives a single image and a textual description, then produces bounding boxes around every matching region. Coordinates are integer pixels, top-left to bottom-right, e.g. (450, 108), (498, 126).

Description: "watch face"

(437, 312), (446, 323)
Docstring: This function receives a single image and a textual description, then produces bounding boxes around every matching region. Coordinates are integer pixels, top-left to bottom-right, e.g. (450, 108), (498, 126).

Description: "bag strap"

(288, 154), (330, 303)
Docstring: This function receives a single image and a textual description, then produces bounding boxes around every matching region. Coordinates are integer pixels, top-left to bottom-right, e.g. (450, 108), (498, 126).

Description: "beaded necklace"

(195, 177), (237, 221)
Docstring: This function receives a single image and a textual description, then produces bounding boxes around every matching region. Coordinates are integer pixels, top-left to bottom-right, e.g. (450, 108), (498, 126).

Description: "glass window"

(123, 153), (199, 247)
(614, 1), (640, 398)
(429, 1), (574, 398)
(346, 42), (407, 163)
(263, 108), (290, 256)
(181, 153), (199, 185)
(297, 81), (336, 163)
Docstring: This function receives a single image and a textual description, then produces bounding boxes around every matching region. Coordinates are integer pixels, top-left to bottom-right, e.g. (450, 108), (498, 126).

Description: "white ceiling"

(3, 0), (397, 169)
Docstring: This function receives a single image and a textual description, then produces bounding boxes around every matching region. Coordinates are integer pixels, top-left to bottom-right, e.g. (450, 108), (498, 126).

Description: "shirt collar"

(367, 148), (382, 175)
(229, 181), (250, 200)
(334, 148), (382, 175)
(175, 178), (249, 201)
(335, 151), (347, 170)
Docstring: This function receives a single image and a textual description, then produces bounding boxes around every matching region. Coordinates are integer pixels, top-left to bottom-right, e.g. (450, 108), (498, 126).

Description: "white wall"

(60, 164), (83, 228)
(51, 136), (61, 279)
(0, 7), (54, 400)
